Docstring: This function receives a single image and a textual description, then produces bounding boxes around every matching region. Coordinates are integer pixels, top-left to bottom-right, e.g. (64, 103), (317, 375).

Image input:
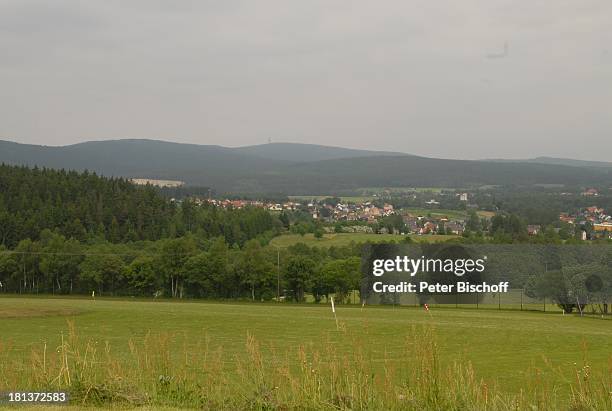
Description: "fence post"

(544, 296), (546, 312)
(498, 293), (501, 310)
(520, 289), (523, 311)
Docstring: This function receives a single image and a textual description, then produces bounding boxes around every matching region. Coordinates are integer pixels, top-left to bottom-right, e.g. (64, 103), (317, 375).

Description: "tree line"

(0, 231), (361, 302)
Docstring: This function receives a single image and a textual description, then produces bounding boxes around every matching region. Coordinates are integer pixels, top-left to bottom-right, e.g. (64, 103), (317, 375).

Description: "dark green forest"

(0, 164), (360, 300)
(0, 164), (276, 248)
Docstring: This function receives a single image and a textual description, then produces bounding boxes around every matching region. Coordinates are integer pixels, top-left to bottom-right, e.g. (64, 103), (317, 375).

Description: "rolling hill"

(1, 139), (610, 194)
(233, 142), (403, 162)
(487, 156), (612, 168)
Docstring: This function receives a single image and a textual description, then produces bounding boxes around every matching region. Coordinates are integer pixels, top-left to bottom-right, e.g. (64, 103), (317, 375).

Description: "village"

(180, 195), (471, 236)
(176, 191), (612, 240)
(559, 205), (612, 240)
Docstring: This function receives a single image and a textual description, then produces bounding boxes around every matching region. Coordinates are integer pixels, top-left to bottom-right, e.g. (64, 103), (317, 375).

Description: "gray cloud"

(1, 0), (610, 160)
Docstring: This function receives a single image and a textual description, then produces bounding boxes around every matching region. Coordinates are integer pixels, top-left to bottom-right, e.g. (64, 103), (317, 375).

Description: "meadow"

(401, 208), (495, 220)
(288, 195), (375, 204)
(269, 233), (457, 248)
(354, 187), (450, 194)
(0, 297), (610, 409)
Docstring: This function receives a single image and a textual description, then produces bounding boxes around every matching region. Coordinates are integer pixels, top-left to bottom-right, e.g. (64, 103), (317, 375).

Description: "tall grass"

(0, 321), (609, 410)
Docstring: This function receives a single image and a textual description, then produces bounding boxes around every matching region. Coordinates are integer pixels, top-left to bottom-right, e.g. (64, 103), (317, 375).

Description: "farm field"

(269, 233), (458, 248)
(355, 187), (451, 194)
(402, 207), (468, 220)
(1, 298), (610, 404)
(402, 207), (495, 220)
(288, 195), (375, 203)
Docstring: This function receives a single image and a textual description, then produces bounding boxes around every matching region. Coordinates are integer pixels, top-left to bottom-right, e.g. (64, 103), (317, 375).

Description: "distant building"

(585, 206), (604, 215)
(593, 223), (612, 234)
(382, 203), (394, 215)
(446, 222), (464, 235)
(365, 206), (381, 218)
(231, 200), (246, 209)
(458, 193), (469, 202)
(402, 216), (419, 233)
(527, 225), (541, 236)
(421, 221), (437, 234)
(582, 188), (599, 196)
(130, 178), (184, 188)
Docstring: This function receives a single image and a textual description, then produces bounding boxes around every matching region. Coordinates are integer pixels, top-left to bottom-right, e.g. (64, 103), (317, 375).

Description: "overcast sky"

(1, 1), (611, 160)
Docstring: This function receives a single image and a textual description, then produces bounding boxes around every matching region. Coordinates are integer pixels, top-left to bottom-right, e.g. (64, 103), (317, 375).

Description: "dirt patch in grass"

(0, 307), (81, 319)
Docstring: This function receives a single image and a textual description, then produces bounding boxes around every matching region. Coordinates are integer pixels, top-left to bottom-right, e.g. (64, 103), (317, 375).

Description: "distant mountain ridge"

(233, 142), (404, 162)
(1, 139), (610, 194)
(486, 156), (612, 168)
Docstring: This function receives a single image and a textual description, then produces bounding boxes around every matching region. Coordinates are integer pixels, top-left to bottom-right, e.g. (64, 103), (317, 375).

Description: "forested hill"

(486, 157), (612, 168)
(233, 142), (402, 162)
(0, 164), (278, 248)
(3, 139), (611, 194)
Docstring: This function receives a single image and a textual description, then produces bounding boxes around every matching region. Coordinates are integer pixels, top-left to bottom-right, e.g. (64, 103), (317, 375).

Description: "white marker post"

(576, 297), (584, 317)
(331, 296), (339, 331)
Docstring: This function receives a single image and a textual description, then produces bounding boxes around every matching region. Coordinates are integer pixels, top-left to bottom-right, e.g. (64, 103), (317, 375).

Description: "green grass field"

(1, 297), (609, 390)
(355, 187), (451, 194)
(1, 297), (609, 409)
(401, 208), (495, 220)
(288, 195), (375, 203)
(402, 208), (468, 220)
(269, 233), (457, 248)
